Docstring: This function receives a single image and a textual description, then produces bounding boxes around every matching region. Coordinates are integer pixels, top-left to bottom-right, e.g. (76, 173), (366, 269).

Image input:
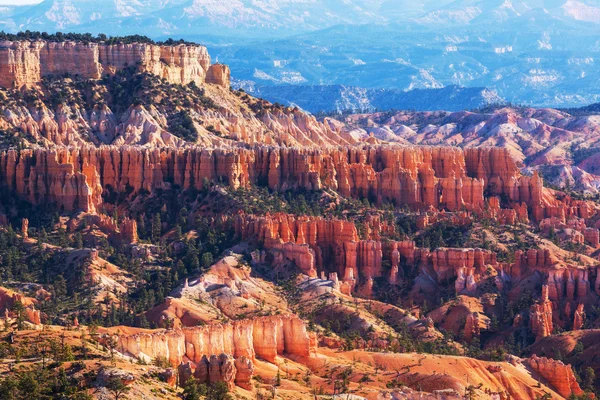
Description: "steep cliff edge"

(0, 145), (584, 220)
(526, 355), (584, 398)
(108, 314), (315, 367)
(103, 314), (315, 389)
(0, 72), (353, 148)
(0, 40), (226, 88)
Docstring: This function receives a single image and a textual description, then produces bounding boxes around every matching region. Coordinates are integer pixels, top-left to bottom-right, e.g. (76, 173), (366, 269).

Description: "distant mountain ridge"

(235, 83), (503, 114)
(3, 0), (600, 109)
(3, 1), (600, 36)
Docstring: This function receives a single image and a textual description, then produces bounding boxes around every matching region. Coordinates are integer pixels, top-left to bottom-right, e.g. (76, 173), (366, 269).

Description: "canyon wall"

(236, 212), (600, 307)
(236, 212), (499, 296)
(0, 286), (41, 325)
(0, 145), (574, 219)
(0, 40), (228, 88)
(1, 143), (596, 299)
(112, 314), (315, 367)
(526, 355), (583, 398)
(107, 314), (314, 388)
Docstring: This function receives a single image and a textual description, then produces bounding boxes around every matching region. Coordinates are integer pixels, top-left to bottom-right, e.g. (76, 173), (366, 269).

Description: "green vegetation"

(182, 379), (231, 400)
(570, 145), (600, 166)
(415, 221), (473, 250)
(168, 110), (199, 142)
(99, 67), (216, 115)
(0, 30), (195, 46)
(0, 365), (93, 400)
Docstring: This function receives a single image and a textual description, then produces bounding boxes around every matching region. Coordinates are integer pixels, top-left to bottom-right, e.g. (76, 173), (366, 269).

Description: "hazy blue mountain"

(2, 0), (600, 109)
(235, 84), (503, 113)
(6, 0), (599, 38)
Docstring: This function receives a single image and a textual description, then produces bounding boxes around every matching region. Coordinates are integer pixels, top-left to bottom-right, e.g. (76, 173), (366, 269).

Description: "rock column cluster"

(110, 315), (315, 389)
(0, 145), (570, 218)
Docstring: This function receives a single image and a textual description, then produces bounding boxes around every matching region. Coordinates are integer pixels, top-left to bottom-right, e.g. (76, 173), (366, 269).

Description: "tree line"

(0, 31), (196, 46)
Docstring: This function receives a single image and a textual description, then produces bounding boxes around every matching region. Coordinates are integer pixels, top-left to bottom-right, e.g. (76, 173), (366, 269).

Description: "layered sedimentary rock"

(0, 147), (103, 213)
(84, 214), (139, 244)
(236, 213), (361, 282)
(463, 312), (481, 342)
(530, 286), (553, 340)
(526, 355), (583, 398)
(21, 218), (28, 238)
(584, 228), (600, 247)
(110, 315), (315, 369)
(0, 40), (229, 88)
(207, 354), (237, 390)
(0, 145), (567, 217)
(573, 304), (585, 330)
(234, 208), (600, 301)
(0, 287), (41, 325)
(543, 267), (591, 302)
(3, 99), (355, 148)
(206, 64), (231, 88)
(236, 212), (504, 296)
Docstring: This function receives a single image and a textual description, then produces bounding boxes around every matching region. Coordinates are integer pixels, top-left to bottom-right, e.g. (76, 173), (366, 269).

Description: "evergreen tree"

(151, 213), (162, 243)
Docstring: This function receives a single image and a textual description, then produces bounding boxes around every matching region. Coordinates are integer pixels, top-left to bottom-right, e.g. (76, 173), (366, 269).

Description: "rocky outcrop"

(110, 315), (315, 368)
(526, 355), (583, 398)
(0, 145), (561, 217)
(177, 362), (194, 386)
(530, 286), (553, 341)
(82, 214), (139, 244)
(111, 315), (312, 389)
(464, 312), (481, 342)
(0, 40), (230, 88)
(544, 267), (591, 302)
(207, 354), (237, 390)
(236, 213), (363, 285)
(236, 211), (507, 297)
(234, 208), (600, 301)
(584, 228), (599, 247)
(0, 286), (41, 325)
(3, 99), (355, 148)
(0, 147), (103, 213)
(343, 107), (600, 194)
(176, 354), (251, 390)
(513, 249), (559, 284)
(206, 64), (231, 88)
(159, 368), (177, 386)
(573, 303), (585, 330)
(463, 312), (481, 342)
(234, 356), (254, 390)
(21, 218), (28, 238)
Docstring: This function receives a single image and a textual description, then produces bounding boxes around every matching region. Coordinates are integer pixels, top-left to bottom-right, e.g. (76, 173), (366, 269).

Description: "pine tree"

(74, 233), (84, 249)
(201, 252), (214, 269)
(151, 213), (161, 243)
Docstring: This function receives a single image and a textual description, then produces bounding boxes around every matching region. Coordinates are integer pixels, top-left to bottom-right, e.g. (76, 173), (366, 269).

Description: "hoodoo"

(0, 30), (597, 400)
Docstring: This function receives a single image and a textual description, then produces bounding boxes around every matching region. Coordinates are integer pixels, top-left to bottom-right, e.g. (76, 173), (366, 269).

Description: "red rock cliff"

(0, 40), (228, 88)
(110, 314), (315, 368)
(0, 145), (554, 215)
(526, 355), (583, 398)
(0, 287), (41, 325)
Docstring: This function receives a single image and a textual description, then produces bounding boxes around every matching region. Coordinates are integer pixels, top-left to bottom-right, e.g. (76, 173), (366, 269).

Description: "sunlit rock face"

(0, 40), (227, 88)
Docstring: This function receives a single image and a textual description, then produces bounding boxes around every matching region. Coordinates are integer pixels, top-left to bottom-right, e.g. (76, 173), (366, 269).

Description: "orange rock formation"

(108, 315), (315, 386)
(0, 145), (569, 218)
(573, 304), (585, 331)
(0, 286), (41, 325)
(0, 40), (229, 88)
(530, 286), (553, 340)
(526, 355), (583, 398)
